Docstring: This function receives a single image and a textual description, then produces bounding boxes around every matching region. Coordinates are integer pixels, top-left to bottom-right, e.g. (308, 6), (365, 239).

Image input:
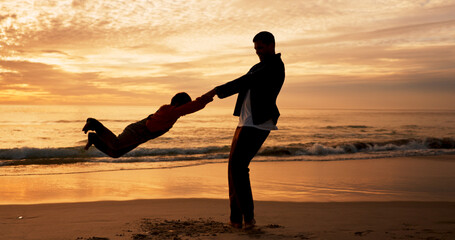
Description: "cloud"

(0, 59), (218, 105)
(1, 60), (100, 94)
(1, 0), (455, 109)
(0, 13), (17, 22)
(283, 19), (455, 49)
(281, 16), (455, 88)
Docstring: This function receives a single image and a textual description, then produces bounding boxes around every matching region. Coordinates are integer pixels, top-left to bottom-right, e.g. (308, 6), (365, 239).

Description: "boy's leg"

(115, 118), (157, 150)
(83, 118), (120, 150)
(100, 120), (149, 157)
(85, 118), (158, 158)
(87, 132), (140, 158)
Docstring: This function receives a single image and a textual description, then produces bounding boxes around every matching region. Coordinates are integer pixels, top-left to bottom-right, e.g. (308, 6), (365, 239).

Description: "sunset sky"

(1, 0), (454, 109)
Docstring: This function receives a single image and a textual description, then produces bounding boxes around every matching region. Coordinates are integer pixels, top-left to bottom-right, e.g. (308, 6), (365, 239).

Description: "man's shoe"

(244, 219), (256, 230)
(228, 221), (242, 229)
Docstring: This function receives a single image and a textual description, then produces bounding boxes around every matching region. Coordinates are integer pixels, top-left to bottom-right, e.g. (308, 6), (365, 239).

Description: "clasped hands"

(202, 88), (217, 102)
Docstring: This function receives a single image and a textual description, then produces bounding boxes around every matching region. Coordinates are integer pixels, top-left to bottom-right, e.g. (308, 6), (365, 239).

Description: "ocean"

(1, 105), (455, 176)
(1, 105), (455, 204)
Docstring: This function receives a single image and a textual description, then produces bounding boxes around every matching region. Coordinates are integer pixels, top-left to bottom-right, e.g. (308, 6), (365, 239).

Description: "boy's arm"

(172, 89), (215, 117)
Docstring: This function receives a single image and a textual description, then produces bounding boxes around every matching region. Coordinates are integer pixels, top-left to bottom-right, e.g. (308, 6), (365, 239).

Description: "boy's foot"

(244, 219), (256, 230)
(82, 118), (97, 134)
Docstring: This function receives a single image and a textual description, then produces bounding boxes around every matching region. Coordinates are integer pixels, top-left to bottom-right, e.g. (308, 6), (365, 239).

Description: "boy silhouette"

(83, 90), (215, 158)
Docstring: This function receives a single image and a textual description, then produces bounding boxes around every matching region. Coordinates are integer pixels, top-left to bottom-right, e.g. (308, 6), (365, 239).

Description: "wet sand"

(2, 155), (455, 204)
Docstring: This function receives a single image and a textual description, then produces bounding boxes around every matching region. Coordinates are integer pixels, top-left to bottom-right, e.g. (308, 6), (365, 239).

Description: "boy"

(83, 89), (215, 158)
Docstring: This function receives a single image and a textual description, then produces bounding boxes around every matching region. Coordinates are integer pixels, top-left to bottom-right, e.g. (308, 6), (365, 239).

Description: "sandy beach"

(1, 199), (454, 240)
(1, 155), (455, 239)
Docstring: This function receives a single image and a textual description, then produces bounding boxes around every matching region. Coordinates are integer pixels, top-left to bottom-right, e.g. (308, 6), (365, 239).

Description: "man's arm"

(215, 75), (248, 99)
(215, 64), (269, 99)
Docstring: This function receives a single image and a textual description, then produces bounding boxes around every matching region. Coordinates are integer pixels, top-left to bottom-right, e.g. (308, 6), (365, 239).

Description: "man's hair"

(171, 92), (192, 107)
(253, 31), (275, 44)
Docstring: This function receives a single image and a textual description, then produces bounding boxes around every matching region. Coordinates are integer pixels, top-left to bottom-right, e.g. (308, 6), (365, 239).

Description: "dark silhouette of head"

(253, 31), (276, 62)
(253, 31), (275, 45)
(171, 92), (192, 107)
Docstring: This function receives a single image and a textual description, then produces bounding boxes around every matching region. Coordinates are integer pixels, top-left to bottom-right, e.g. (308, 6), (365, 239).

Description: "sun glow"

(1, 0), (454, 109)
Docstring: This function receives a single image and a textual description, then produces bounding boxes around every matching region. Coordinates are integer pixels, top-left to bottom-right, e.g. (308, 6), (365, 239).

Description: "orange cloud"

(1, 0), (454, 109)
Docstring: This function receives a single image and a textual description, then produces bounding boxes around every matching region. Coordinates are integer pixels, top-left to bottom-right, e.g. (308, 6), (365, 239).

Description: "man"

(83, 90), (215, 158)
(215, 31), (285, 229)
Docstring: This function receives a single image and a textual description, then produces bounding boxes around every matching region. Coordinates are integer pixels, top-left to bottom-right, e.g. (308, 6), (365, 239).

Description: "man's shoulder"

(249, 62), (263, 71)
(274, 53), (284, 65)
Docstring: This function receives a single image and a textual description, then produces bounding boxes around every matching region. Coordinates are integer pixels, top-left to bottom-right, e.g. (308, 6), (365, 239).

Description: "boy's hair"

(253, 31), (275, 44)
(171, 92), (192, 107)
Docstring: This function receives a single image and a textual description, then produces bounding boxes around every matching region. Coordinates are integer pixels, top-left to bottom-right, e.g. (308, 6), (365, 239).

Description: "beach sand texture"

(1, 156), (455, 240)
(1, 199), (454, 240)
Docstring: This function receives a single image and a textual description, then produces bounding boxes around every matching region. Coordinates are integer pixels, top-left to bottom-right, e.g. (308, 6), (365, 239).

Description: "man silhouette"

(214, 31), (285, 229)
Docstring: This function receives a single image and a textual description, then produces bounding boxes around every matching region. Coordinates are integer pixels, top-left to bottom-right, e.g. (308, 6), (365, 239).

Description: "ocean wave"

(0, 145), (232, 166)
(325, 125), (371, 129)
(0, 137), (454, 167)
(259, 137), (455, 156)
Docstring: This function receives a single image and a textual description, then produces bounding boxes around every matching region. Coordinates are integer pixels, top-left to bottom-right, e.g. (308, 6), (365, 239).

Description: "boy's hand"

(203, 88), (216, 100)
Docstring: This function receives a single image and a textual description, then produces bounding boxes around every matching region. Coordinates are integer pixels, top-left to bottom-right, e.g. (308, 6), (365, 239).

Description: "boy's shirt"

(146, 94), (212, 133)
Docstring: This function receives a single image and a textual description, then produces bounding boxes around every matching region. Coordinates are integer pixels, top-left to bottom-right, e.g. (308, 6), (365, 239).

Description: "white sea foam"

(1, 137), (454, 167)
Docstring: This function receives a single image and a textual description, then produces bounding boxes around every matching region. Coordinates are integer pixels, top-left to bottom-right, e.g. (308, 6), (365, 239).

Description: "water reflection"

(1, 156), (454, 204)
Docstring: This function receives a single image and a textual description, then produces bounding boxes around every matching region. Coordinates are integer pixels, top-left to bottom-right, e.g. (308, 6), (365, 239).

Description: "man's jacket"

(215, 53), (285, 125)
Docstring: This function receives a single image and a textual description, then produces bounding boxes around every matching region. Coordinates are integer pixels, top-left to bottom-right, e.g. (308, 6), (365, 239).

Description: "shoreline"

(1, 199), (454, 240)
(1, 155), (455, 205)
